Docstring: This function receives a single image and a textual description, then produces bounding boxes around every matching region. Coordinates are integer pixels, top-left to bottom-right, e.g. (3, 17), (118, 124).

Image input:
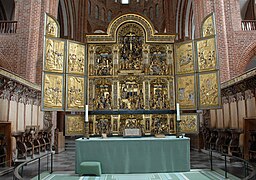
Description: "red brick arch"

(237, 42), (256, 73)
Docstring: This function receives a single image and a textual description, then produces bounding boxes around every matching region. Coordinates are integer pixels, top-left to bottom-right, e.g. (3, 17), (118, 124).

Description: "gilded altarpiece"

(86, 14), (176, 135)
(42, 13), (221, 135)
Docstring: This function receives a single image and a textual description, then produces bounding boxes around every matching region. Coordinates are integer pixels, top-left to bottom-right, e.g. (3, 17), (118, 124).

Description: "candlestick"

(85, 105), (89, 122)
(176, 103), (180, 121)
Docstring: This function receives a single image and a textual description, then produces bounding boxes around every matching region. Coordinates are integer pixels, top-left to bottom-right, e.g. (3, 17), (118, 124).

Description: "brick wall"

(1, 0), (256, 85)
(192, 0), (256, 82)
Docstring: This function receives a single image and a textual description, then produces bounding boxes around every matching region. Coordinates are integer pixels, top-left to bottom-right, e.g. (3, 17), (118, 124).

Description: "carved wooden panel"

(198, 71), (220, 108)
(44, 37), (65, 73)
(66, 75), (84, 111)
(202, 14), (215, 37)
(196, 37), (217, 72)
(42, 73), (64, 110)
(175, 41), (195, 74)
(67, 41), (85, 75)
(176, 75), (196, 109)
(179, 114), (198, 133)
(65, 115), (85, 136)
(45, 14), (59, 37)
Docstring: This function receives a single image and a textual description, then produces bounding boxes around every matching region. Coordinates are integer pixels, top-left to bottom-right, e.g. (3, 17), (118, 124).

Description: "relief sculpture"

(93, 79), (112, 110)
(150, 79), (170, 109)
(197, 38), (216, 72)
(149, 46), (168, 75)
(94, 46), (113, 76)
(202, 15), (215, 37)
(66, 75), (84, 110)
(175, 42), (194, 74)
(65, 115), (85, 136)
(43, 73), (63, 109)
(119, 76), (144, 110)
(45, 38), (65, 73)
(179, 114), (198, 133)
(199, 72), (219, 108)
(95, 115), (111, 135)
(151, 115), (169, 134)
(118, 23), (144, 71)
(45, 15), (59, 37)
(67, 42), (85, 75)
(176, 75), (196, 109)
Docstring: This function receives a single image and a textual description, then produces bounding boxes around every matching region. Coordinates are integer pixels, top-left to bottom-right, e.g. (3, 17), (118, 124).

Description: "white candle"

(85, 105), (89, 122)
(176, 103), (180, 121)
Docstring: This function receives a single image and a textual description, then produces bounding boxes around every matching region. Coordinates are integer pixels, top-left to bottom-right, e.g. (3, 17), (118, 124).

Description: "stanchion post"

(224, 155), (227, 178)
(51, 152), (53, 173)
(38, 158), (40, 180)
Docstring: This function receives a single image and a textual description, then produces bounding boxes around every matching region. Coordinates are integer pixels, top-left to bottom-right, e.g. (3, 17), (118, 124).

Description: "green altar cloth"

(75, 136), (190, 174)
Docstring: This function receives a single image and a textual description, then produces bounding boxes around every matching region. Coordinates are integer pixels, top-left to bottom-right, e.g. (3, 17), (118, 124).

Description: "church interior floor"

(0, 149), (251, 179)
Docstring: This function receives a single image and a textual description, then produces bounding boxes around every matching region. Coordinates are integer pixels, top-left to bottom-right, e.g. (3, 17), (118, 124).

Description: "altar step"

(65, 137), (76, 151)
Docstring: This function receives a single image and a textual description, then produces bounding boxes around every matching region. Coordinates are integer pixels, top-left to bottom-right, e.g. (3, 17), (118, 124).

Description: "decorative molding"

(245, 89), (255, 100)
(229, 95), (237, 103)
(236, 92), (245, 101)
(222, 96), (229, 104)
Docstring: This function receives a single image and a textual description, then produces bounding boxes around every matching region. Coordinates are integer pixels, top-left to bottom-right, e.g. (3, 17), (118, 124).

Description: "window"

(88, 1), (91, 15)
(121, 0), (129, 4)
(102, 8), (105, 21)
(95, 5), (99, 19)
(108, 10), (112, 22)
(143, 9), (147, 16)
(155, 4), (159, 18)
(149, 7), (153, 20)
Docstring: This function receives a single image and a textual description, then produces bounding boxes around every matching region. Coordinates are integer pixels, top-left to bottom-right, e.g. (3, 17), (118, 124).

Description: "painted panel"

(175, 41), (195, 74)
(198, 71), (220, 109)
(65, 115), (85, 136)
(44, 37), (65, 73)
(66, 75), (85, 111)
(67, 41), (85, 75)
(45, 14), (59, 37)
(202, 14), (215, 37)
(42, 72), (64, 110)
(196, 37), (217, 72)
(179, 114), (198, 133)
(176, 74), (196, 109)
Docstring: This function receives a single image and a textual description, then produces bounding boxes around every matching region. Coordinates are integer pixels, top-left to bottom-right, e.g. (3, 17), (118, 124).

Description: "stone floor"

(0, 148), (254, 179)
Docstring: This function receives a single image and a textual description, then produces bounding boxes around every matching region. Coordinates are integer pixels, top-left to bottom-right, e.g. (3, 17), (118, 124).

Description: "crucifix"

(126, 32), (135, 51)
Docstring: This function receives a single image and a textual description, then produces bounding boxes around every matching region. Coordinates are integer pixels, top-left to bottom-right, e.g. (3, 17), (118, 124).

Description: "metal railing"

(209, 149), (256, 180)
(241, 20), (256, 31)
(0, 21), (17, 33)
(13, 152), (53, 180)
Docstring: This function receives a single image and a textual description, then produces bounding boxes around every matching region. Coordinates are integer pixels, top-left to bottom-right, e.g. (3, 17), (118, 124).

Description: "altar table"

(75, 136), (190, 174)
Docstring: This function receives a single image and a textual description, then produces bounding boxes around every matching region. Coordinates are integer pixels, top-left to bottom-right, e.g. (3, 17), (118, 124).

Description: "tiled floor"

(0, 147), (253, 179)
